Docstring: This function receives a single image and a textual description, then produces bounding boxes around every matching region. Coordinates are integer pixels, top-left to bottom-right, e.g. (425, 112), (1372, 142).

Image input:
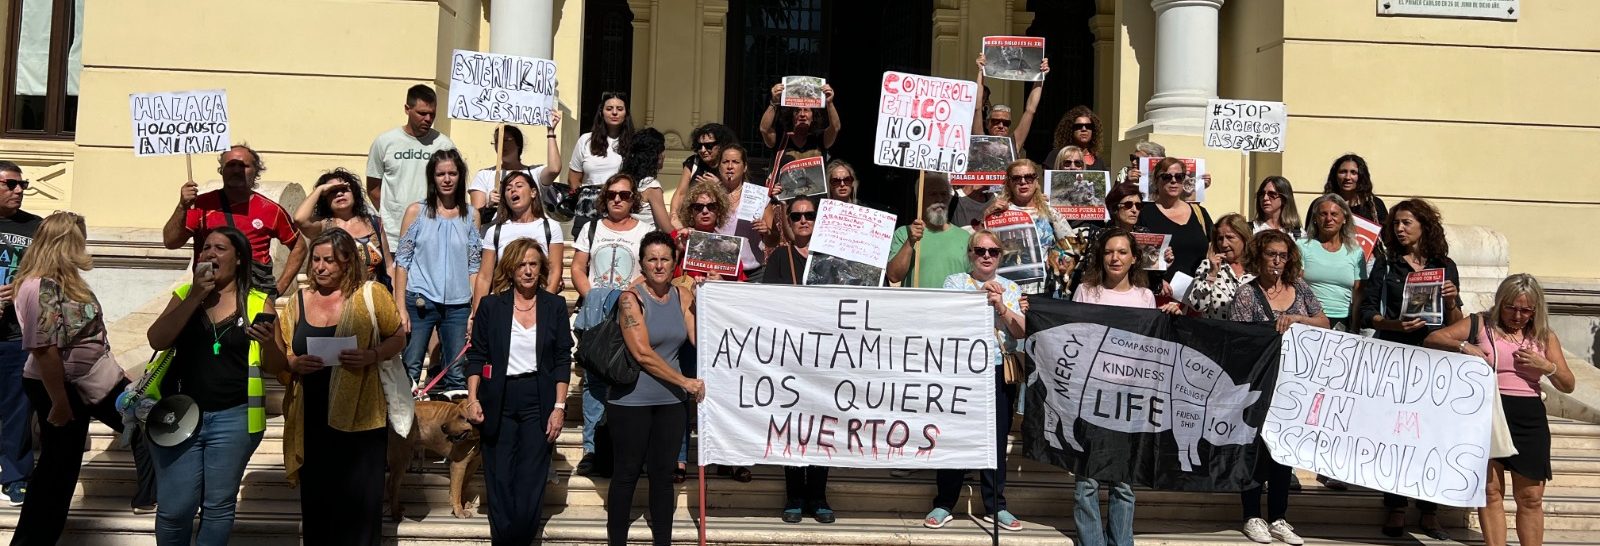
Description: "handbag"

(1470, 313), (1519, 459)
(577, 290), (640, 386)
(1001, 351), (1023, 385)
(74, 341), (127, 405)
(362, 282), (415, 437)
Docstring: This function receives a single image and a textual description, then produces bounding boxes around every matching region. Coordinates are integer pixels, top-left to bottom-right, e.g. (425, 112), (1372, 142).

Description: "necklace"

(209, 320), (235, 356)
(514, 295), (536, 312)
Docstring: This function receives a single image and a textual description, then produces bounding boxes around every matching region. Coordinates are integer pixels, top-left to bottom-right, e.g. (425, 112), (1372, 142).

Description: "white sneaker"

(1270, 519), (1304, 545)
(1242, 518), (1271, 543)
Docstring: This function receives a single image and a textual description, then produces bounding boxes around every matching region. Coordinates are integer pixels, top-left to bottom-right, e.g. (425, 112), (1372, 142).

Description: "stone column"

(489, 0), (553, 59)
(1129, 0), (1223, 135)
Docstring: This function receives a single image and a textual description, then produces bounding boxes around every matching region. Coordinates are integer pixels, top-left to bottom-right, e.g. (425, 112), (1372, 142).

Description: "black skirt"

(1497, 395), (1552, 481)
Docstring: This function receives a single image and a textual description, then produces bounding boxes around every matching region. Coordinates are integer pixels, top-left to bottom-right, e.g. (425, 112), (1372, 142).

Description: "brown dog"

(386, 399), (482, 520)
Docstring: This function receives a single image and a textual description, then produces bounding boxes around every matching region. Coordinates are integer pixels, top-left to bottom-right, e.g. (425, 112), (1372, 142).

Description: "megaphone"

(145, 395), (200, 447)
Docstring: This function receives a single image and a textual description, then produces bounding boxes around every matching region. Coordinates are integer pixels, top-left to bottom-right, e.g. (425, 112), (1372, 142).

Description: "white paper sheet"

(305, 336), (358, 367)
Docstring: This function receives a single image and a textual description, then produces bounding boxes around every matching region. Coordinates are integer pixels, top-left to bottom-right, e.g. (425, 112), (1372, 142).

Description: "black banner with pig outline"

(1023, 297), (1282, 491)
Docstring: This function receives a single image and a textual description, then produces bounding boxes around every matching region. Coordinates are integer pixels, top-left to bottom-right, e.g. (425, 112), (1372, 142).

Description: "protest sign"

(447, 49), (558, 126)
(697, 283), (998, 469)
(775, 156), (827, 201)
(737, 183), (768, 222)
(874, 71), (978, 174)
(1378, 0), (1518, 21)
(804, 200), (896, 287)
(683, 230), (744, 276)
(1402, 269), (1447, 326)
(982, 36), (1046, 82)
(1047, 170), (1111, 221)
(984, 210), (1044, 285)
(1263, 324), (1494, 507)
(129, 89), (231, 157)
(952, 136), (1014, 186)
(782, 76), (826, 109)
(1132, 232), (1172, 271)
(1024, 298), (1281, 490)
(1139, 156), (1207, 203)
(1205, 99), (1286, 153)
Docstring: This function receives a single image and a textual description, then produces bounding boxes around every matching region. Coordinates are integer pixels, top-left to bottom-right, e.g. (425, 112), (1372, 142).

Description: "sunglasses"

(1260, 191), (1282, 200)
(1071, 123), (1094, 132)
(1158, 173), (1189, 183)
(1008, 174), (1038, 184)
(989, 118), (1012, 127)
(829, 176), (855, 186)
(1116, 201), (1141, 210)
(1060, 159), (1085, 168)
(971, 246), (1003, 258)
(689, 202), (719, 213)
(602, 190), (635, 202)
(695, 142), (717, 150)
(789, 211), (817, 222)
(1, 179), (28, 191)
(1129, 154), (1140, 164)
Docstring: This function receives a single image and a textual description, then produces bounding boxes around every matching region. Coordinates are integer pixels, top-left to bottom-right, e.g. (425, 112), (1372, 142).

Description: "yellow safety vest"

(162, 284), (268, 434)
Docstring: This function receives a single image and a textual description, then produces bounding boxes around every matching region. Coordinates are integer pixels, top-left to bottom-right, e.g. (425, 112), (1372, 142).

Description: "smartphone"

(251, 314), (277, 327)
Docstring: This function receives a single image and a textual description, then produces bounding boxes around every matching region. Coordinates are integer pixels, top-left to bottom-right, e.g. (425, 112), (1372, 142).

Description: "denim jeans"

(150, 404), (263, 546)
(581, 376), (609, 454)
(1074, 477), (1135, 546)
(0, 341), (34, 488)
(402, 292), (469, 394)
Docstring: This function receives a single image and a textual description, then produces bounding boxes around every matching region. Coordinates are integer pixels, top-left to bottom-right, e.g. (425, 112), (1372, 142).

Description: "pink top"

(1072, 284), (1157, 309)
(1478, 327), (1541, 397)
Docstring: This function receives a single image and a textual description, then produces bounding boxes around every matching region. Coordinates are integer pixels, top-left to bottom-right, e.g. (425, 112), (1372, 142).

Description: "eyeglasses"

(0, 179), (28, 191)
(829, 176), (855, 186)
(1008, 173), (1037, 184)
(1260, 191), (1282, 200)
(602, 190), (635, 202)
(695, 142), (717, 151)
(1158, 173), (1189, 184)
(1501, 305), (1536, 316)
(689, 202), (719, 213)
(971, 246), (1003, 258)
(1060, 159), (1085, 168)
(1116, 201), (1141, 211)
(789, 211), (817, 222)
(1071, 123), (1094, 132)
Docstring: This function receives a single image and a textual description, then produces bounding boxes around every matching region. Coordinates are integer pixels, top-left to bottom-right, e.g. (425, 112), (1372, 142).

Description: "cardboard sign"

(1205, 99), (1286, 153)
(1263, 325), (1495, 507)
(874, 71), (978, 174)
(448, 49), (558, 126)
(953, 136), (1014, 186)
(1138, 157), (1208, 203)
(981, 36), (1046, 82)
(782, 76), (826, 109)
(683, 230), (744, 276)
(697, 283), (998, 469)
(1046, 170), (1112, 221)
(129, 89), (231, 157)
(804, 200), (896, 287)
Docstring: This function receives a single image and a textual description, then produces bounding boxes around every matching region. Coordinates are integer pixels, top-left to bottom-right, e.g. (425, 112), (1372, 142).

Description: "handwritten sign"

(810, 200), (896, 268)
(129, 89), (230, 157)
(697, 283), (997, 469)
(448, 49), (558, 126)
(874, 71), (978, 174)
(1263, 325), (1494, 507)
(1205, 99), (1286, 153)
(1378, 0), (1518, 21)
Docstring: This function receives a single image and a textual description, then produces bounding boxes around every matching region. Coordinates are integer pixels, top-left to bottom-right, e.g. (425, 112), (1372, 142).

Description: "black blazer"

(465, 289), (573, 441)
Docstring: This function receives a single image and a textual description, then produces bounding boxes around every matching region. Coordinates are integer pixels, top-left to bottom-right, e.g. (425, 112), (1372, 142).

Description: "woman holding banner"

(1227, 229), (1328, 546)
(1359, 198), (1462, 539)
(1184, 213), (1253, 320)
(983, 159), (1074, 296)
(923, 229), (1026, 532)
(608, 231), (704, 546)
(1322, 154), (1387, 225)
(670, 181), (746, 283)
(469, 121), (564, 225)
(1425, 274), (1574, 546)
(1250, 176), (1302, 239)
(761, 81), (839, 167)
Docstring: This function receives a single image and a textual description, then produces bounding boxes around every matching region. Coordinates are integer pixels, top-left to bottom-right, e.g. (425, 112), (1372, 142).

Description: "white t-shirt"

(366, 127), (456, 243)
(568, 133), (623, 188)
(633, 176), (663, 228)
(507, 320), (539, 375)
(574, 219), (651, 290)
(481, 218), (565, 254)
(468, 166), (548, 198)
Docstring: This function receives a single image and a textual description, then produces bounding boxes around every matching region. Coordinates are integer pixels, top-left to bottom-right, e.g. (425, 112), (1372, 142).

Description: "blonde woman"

(10, 212), (156, 544)
(983, 159), (1075, 296)
(1426, 274), (1575, 546)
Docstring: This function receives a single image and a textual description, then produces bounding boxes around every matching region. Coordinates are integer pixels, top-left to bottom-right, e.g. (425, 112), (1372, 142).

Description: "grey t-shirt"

(366, 127), (456, 242)
(609, 285), (688, 406)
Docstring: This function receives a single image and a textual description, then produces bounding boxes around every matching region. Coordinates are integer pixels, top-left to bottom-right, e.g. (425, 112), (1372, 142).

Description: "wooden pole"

(185, 153), (193, 182)
(493, 124), (507, 214)
(912, 170), (926, 288)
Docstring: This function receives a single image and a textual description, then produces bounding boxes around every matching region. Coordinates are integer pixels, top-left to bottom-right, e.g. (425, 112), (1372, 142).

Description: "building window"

(581, 0), (634, 128)
(4, 0), (81, 139)
(724, 0), (830, 160)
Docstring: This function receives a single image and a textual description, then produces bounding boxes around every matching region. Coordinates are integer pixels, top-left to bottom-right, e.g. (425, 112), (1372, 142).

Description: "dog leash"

(413, 343), (471, 399)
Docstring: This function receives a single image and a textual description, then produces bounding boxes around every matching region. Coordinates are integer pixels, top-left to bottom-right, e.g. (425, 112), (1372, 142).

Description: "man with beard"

(888, 174), (971, 288)
(0, 161), (39, 505)
(162, 145), (302, 296)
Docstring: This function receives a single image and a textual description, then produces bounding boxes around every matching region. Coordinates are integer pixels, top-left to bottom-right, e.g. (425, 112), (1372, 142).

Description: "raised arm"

(972, 54), (988, 136)
(821, 84), (840, 149)
(760, 83), (782, 148)
(162, 181), (198, 250)
(1011, 58), (1049, 152)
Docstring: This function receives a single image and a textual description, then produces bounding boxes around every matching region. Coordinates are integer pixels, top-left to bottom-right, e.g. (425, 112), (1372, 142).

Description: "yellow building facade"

(0, 0), (1591, 284)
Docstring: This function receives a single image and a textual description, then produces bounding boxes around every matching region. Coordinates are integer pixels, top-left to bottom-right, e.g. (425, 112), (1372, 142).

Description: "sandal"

(1381, 508), (1406, 538)
(982, 510), (1024, 532)
(923, 507), (953, 529)
(731, 466), (754, 483)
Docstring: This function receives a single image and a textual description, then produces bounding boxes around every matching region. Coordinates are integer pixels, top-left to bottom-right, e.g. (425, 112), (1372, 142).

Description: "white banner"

(1262, 325), (1495, 508)
(1205, 99), (1286, 153)
(129, 89), (230, 157)
(874, 71), (978, 174)
(810, 200), (897, 268)
(448, 49), (558, 126)
(697, 283), (998, 469)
